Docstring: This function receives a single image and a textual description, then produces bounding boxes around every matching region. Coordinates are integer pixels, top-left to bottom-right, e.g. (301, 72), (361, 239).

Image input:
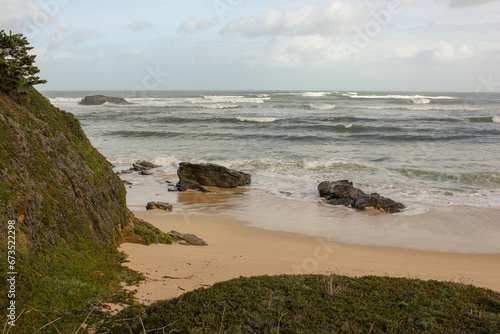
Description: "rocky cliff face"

(0, 88), (136, 248)
(0, 88), (165, 330)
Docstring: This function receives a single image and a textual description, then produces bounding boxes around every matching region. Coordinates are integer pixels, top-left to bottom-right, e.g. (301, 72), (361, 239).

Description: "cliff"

(0, 87), (166, 332)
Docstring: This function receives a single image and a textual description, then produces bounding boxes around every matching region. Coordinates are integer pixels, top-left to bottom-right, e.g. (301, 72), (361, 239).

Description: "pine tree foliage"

(0, 30), (46, 92)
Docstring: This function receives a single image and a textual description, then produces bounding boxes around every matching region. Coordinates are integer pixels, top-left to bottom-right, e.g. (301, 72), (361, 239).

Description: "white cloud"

(0, 0), (57, 35)
(96, 50), (106, 59)
(127, 21), (155, 31)
(119, 46), (141, 58)
(72, 29), (101, 45)
(47, 23), (100, 51)
(48, 23), (70, 51)
(433, 41), (473, 61)
(448, 0), (500, 8)
(412, 41), (474, 64)
(179, 17), (219, 33)
(36, 47), (94, 62)
(222, 0), (374, 37)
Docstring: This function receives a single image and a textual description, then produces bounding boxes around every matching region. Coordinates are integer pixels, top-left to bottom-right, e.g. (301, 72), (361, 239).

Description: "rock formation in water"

(318, 180), (405, 213)
(79, 95), (133, 105)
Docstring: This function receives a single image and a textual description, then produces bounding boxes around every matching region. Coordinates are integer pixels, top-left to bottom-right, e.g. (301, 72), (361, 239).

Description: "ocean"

(43, 90), (500, 253)
(43, 91), (500, 253)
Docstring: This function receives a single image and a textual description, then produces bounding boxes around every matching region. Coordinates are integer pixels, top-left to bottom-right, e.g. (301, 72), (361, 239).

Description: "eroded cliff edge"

(0, 88), (165, 331)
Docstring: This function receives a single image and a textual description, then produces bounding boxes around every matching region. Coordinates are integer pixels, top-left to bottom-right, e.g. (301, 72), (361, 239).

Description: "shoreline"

(122, 170), (500, 254)
(120, 209), (500, 304)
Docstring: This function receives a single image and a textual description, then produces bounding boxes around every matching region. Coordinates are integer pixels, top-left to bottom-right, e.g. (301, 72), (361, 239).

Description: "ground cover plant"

(107, 274), (500, 333)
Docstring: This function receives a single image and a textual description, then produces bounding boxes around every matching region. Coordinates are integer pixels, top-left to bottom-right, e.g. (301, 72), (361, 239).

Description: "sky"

(1, 0), (500, 92)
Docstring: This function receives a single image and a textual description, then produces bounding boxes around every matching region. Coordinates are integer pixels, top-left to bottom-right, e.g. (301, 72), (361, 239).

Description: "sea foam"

(237, 117), (280, 123)
(302, 92), (330, 97)
(309, 104), (336, 110)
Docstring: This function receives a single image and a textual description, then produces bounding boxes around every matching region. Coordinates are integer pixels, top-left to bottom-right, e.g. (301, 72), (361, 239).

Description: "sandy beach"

(120, 188), (500, 304)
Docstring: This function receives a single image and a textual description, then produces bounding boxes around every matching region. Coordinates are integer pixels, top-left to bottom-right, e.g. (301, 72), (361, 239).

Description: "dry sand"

(120, 209), (500, 304)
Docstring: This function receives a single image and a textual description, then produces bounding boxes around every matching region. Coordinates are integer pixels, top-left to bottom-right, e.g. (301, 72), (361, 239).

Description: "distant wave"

(237, 117), (280, 123)
(350, 134), (476, 142)
(49, 97), (82, 104)
(343, 92), (458, 101)
(396, 169), (500, 186)
(198, 95), (270, 104)
(233, 159), (500, 187)
(411, 98), (431, 105)
(200, 104), (241, 109)
(106, 130), (185, 138)
(294, 124), (403, 133)
(412, 116), (500, 124)
(465, 116), (500, 123)
(309, 104), (336, 110)
(302, 92), (330, 97)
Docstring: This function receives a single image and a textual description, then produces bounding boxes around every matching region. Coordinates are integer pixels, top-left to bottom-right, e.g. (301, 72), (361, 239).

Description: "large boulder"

(318, 180), (405, 213)
(176, 162), (251, 191)
(79, 95), (133, 105)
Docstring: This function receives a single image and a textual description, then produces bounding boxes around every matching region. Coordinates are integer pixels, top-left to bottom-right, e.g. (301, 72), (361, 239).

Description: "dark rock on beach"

(133, 160), (160, 170)
(168, 231), (207, 246)
(79, 95), (133, 105)
(176, 162), (251, 191)
(318, 180), (405, 213)
(146, 202), (173, 211)
(176, 179), (211, 193)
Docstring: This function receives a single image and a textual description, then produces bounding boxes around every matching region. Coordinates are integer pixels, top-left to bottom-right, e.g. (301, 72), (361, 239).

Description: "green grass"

(133, 219), (173, 245)
(107, 274), (500, 334)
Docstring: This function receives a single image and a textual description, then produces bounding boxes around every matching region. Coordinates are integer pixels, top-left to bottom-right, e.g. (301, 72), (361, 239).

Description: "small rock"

(116, 169), (133, 175)
(146, 202), (173, 211)
(169, 231), (207, 246)
(139, 170), (153, 176)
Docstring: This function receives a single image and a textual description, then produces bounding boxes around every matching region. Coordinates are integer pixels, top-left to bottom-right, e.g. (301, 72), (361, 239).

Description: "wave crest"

(309, 104), (336, 110)
(236, 117), (280, 123)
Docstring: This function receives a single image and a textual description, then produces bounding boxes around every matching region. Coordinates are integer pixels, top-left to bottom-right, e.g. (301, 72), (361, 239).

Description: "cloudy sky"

(1, 0), (499, 91)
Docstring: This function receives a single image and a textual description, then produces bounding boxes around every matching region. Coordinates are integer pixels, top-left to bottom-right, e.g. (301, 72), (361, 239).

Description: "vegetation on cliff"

(0, 30), (46, 93)
(0, 34), (170, 331)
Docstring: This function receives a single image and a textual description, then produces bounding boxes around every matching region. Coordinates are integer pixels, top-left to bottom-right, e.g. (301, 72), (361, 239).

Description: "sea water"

(43, 90), (500, 253)
(45, 90), (500, 214)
